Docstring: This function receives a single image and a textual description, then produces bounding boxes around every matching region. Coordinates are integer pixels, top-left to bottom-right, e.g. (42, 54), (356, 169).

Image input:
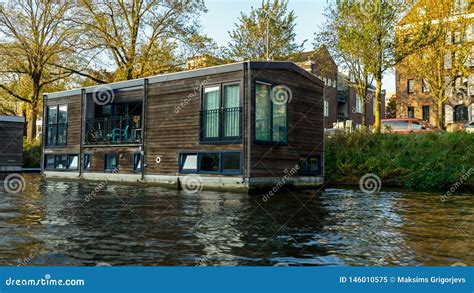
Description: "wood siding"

(0, 121), (24, 167)
(249, 69), (324, 177)
(145, 71), (244, 176)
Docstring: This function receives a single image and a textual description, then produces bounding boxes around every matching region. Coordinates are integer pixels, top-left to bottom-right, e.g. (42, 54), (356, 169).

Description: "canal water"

(0, 175), (472, 266)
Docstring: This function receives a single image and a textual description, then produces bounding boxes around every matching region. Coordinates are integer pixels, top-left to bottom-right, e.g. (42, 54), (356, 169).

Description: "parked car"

(463, 121), (474, 133)
(381, 118), (438, 134)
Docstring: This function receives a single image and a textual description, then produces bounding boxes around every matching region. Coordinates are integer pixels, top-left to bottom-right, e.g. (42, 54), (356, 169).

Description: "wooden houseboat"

(41, 61), (325, 192)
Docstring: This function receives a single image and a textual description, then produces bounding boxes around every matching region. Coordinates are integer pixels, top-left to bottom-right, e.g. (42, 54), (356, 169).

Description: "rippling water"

(0, 175), (472, 266)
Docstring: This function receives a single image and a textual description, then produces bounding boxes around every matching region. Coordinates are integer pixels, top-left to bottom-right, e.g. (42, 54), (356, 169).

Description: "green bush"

(23, 139), (41, 168)
(325, 131), (474, 190)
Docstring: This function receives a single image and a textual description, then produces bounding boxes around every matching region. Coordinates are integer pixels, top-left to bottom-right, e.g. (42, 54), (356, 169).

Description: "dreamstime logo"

(357, 0), (380, 16)
(92, 85), (115, 106)
(181, 174), (203, 195)
(449, 86), (471, 106)
(441, 168), (473, 202)
(262, 164), (300, 202)
(3, 173), (26, 194)
(174, 77), (211, 114)
(271, 85), (292, 105)
(359, 173), (382, 194)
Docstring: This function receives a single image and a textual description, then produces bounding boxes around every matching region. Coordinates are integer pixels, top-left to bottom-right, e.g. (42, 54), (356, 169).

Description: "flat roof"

(45, 61), (323, 100)
(0, 115), (25, 123)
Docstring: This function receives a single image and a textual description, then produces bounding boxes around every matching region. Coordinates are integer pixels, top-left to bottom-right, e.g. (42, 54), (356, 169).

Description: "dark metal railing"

(200, 107), (242, 142)
(85, 115), (142, 145)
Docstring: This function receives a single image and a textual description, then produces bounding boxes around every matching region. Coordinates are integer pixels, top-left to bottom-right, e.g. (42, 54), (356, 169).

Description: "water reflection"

(0, 175), (472, 266)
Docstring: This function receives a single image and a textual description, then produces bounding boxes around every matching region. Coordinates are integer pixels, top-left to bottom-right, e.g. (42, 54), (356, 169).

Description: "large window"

(422, 106), (430, 121)
(179, 152), (242, 175)
(255, 82), (288, 143)
(46, 105), (67, 146)
(44, 154), (78, 171)
(201, 84), (241, 142)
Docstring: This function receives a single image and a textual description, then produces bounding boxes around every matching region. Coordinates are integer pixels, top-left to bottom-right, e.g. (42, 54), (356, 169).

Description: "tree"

(76, 0), (210, 81)
(0, 0), (78, 142)
(227, 0), (305, 61)
(386, 95), (397, 118)
(397, 0), (473, 128)
(315, 1), (375, 126)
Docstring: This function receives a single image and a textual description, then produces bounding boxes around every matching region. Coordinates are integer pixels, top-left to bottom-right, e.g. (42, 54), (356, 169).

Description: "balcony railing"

(200, 107), (242, 142)
(85, 116), (142, 145)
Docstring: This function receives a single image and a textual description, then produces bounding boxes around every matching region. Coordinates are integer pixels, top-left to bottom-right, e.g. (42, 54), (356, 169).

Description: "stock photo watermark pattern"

(3, 173), (26, 194)
(359, 173), (382, 194)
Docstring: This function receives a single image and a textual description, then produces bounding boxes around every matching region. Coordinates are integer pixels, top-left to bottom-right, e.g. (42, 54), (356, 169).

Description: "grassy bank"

(325, 131), (474, 190)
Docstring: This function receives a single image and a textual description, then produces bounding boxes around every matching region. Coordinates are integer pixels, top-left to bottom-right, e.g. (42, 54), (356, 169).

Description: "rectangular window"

(201, 83), (241, 142)
(133, 153), (142, 173)
(255, 82), (288, 143)
(407, 107), (415, 118)
(46, 104), (67, 147)
(422, 79), (430, 93)
(199, 153), (220, 173)
(44, 154), (78, 171)
(179, 152), (242, 175)
(355, 95), (362, 113)
(407, 80), (415, 94)
(324, 100), (329, 117)
(422, 106), (430, 121)
(105, 154), (118, 171)
(222, 152), (241, 174)
(298, 155), (322, 176)
(83, 154), (91, 171)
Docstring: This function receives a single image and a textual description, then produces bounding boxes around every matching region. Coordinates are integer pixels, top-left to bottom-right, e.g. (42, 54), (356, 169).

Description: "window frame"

(422, 105), (430, 122)
(200, 81), (242, 144)
(83, 154), (91, 171)
(298, 154), (322, 176)
(407, 107), (415, 118)
(133, 153), (142, 173)
(407, 79), (415, 94)
(178, 151), (243, 175)
(254, 80), (289, 145)
(44, 154), (78, 172)
(104, 153), (119, 172)
(45, 104), (68, 147)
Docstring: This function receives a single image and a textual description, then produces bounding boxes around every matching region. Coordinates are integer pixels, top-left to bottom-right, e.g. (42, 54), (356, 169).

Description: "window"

(255, 82), (288, 143)
(422, 80), (430, 93)
(422, 106), (430, 121)
(298, 155), (322, 176)
(46, 104), (67, 146)
(355, 94), (362, 113)
(179, 152), (242, 175)
(454, 105), (469, 122)
(407, 107), (415, 118)
(83, 154), (91, 171)
(201, 83), (241, 142)
(199, 153), (220, 173)
(453, 30), (462, 44)
(133, 153), (142, 173)
(105, 154), (118, 171)
(407, 80), (415, 94)
(324, 100), (329, 117)
(44, 154), (78, 171)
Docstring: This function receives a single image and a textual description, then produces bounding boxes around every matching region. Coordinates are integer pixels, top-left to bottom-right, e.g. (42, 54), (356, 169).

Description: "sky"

(198, 0), (396, 92)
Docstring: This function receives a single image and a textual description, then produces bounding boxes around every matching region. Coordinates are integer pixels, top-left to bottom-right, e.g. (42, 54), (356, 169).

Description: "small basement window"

(83, 154), (91, 171)
(133, 153), (142, 173)
(105, 154), (119, 171)
(44, 154), (79, 171)
(299, 155), (322, 176)
(179, 152), (242, 175)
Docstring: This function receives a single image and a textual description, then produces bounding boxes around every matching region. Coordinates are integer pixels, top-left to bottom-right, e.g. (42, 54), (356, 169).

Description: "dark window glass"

(222, 153), (241, 173)
(454, 105), (469, 122)
(105, 154), (118, 171)
(45, 155), (55, 169)
(407, 107), (415, 118)
(422, 106), (430, 121)
(84, 154), (91, 170)
(199, 153), (220, 172)
(46, 105), (67, 146)
(55, 154), (68, 169)
(299, 156), (321, 175)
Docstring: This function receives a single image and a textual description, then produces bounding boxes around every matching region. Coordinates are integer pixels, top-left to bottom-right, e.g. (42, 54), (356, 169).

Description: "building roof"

(45, 61), (324, 100)
(0, 115), (25, 123)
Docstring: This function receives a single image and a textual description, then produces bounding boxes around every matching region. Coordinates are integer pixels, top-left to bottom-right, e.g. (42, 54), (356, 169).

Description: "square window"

(105, 154), (118, 171)
(199, 153), (220, 172)
(222, 153), (241, 173)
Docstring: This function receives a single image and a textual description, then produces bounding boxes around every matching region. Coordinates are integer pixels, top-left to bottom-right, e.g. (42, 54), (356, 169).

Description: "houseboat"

(0, 115), (25, 172)
(41, 61), (325, 192)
